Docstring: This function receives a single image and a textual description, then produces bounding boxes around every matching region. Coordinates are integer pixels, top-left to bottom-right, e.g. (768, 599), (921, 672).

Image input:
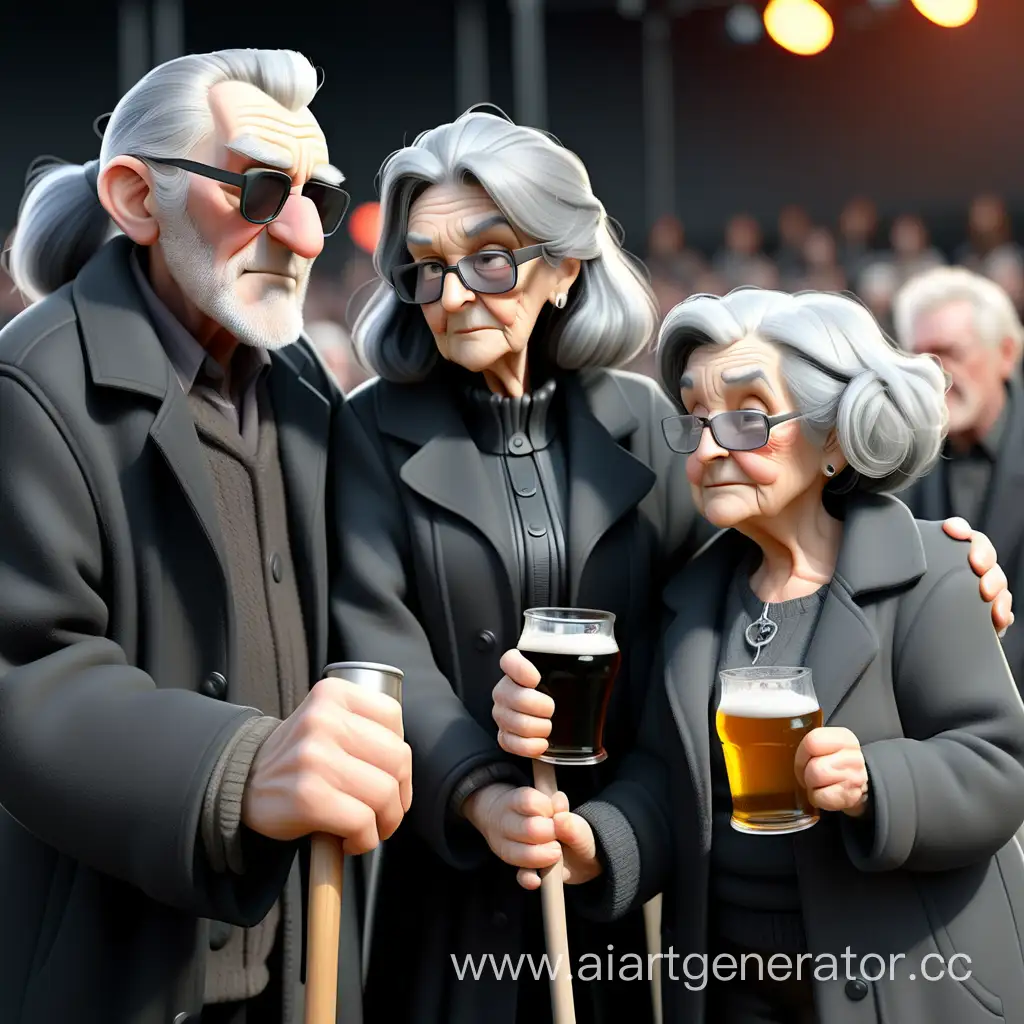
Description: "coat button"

(527, 523), (547, 538)
(209, 920), (232, 950)
(173, 1015), (200, 1024)
(492, 910), (508, 927)
(269, 552), (283, 583)
(201, 672), (228, 700)
(475, 630), (496, 652)
(845, 978), (869, 1000)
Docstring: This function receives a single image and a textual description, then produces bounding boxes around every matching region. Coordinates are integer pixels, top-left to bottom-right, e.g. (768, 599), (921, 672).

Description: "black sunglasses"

(390, 244), (546, 305)
(134, 156), (351, 236)
(662, 408), (810, 455)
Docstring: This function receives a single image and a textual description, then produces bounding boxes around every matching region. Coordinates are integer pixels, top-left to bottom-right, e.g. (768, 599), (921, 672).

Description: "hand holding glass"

(516, 608), (621, 765)
(716, 666), (822, 834)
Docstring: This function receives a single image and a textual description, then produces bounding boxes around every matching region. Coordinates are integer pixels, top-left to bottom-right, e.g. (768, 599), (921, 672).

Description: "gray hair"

(351, 109), (658, 381)
(657, 288), (949, 494)
(6, 49), (320, 303)
(892, 265), (1024, 360)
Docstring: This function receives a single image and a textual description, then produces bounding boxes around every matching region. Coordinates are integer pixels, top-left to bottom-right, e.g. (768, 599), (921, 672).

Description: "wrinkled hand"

(464, 785), (602, 890)
(492, 648), (553, 758)
(942, 517), (1014, 636)
(794, 727), (868, 818)
(461, 782), (563, 875)
(241, 676), (412, 854)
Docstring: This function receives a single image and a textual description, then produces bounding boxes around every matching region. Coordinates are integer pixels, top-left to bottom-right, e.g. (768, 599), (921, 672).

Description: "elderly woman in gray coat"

(493, 287), (1024, 1024)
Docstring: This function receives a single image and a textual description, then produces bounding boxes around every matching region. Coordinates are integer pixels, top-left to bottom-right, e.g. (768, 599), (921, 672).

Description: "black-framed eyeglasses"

(662, 408), (809, 455)
(390, 244), (546, 305)
(133, 155), (351, 236)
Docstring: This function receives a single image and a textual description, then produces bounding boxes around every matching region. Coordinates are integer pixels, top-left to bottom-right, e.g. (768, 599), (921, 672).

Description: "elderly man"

(895, 266), (1024, 687)
(0, 49), (409, 1024)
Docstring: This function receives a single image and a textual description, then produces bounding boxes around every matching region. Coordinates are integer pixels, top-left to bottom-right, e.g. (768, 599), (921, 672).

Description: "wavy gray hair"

(7, 49), (320, 303)
(657, 288), (949, 494)
(351, 109), (659, 382)
(892, 265), (1024, 359)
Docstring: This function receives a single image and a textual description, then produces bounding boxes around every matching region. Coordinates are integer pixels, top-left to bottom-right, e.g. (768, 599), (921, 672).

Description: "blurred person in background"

(983, 245), (1024, 318)
(646, 213), (706, 290)
(888, 213), (946, 285)
(795, 226), (846, 293)
(714, 213), (778, 290)
(837, 196), (881, 283)
(957, 193), (1021, 271)
(856, 260), (900, 336)
(894, 265), (1024, 691)
(774, 203), (812, 289)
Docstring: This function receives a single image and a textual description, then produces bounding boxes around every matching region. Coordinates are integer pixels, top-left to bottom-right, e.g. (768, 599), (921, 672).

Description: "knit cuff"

(201, 716), (282, 875)
(571, 798), (641, 922)
(449, 761), (528, 819)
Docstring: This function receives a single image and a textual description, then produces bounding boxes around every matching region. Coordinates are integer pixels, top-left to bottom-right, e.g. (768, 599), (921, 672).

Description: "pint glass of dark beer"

(517, 608), (621, 766)
(716, 666), (822, 834)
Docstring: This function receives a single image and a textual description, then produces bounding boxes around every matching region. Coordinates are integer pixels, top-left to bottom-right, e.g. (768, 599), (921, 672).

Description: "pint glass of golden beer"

(716, 666), (822, 834)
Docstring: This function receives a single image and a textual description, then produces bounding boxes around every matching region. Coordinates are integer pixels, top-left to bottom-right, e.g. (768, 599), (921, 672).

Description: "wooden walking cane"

(305, 663), (405, 1024)
(532, 759), (577, 1024)
(305, 834), (345, 1024)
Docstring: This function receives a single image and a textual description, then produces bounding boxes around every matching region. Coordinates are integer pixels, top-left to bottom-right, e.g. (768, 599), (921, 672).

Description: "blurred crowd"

(2, 192), (1021, 392)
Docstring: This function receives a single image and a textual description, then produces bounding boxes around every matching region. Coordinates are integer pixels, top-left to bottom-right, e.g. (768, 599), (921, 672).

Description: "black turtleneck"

(457, 373), (570, 615)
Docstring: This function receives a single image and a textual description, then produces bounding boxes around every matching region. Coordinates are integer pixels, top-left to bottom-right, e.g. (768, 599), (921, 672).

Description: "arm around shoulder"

(842, 542), (1024, 873)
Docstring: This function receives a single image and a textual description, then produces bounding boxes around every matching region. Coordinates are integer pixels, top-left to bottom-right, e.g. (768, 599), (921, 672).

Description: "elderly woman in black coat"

(331, 109), (1011, 1024)
(493, 287), (1024, 1024)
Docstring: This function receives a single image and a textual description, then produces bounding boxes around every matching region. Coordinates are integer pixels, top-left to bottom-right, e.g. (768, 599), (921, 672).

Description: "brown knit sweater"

(191, 380), (310, 1005)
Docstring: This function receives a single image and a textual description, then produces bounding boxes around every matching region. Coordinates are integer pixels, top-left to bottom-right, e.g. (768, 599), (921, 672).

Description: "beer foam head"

(517, 629), (619, 657)
(718, 689), (819, 718)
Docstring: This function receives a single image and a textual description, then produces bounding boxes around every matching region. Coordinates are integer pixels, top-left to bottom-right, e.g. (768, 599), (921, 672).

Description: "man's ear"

(97, 156), (161, 246)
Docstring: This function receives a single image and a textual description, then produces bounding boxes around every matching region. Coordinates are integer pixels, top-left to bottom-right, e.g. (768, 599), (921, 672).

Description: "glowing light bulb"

(911, 0), (978, 29)
(763, 0), (834, 57)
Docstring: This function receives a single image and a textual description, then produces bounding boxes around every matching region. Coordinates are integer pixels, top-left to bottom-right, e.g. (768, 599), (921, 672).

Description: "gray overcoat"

(0, 236), (361, 1024)
(576, 492), (1024, 1024)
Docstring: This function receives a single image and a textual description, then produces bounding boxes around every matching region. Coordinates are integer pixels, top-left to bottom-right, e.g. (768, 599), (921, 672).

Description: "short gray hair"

(892, 265), (1024, 359)
(7, 49), (320, 303)
(657, 288), (949, 494)
(351, 109), (658, 381)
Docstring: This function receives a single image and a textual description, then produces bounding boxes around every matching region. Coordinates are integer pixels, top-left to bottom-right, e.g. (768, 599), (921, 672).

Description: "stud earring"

(824, 464), (836, 477)
(554, 293), (567, 309)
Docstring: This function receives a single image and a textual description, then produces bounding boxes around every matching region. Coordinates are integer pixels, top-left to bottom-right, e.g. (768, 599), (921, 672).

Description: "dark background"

(2, 0), (1020, 272)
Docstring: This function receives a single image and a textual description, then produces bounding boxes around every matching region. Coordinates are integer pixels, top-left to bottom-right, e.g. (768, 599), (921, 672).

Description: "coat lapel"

(268, 346), (332, 671)
(376, 377), (521, 615)
(72, 237), (231, 589)
(661, 534), (744, 848)
(563, 372), (657, 603)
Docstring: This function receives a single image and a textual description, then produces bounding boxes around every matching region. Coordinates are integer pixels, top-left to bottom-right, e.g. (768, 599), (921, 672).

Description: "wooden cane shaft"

(305, 832), (344, 1024)
(533, 759), (577, 1024)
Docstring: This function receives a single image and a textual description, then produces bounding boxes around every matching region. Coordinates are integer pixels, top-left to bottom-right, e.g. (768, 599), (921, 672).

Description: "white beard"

(158, 208), (312, 351)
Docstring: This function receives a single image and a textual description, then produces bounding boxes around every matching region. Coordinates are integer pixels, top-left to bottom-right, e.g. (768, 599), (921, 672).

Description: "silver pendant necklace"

(745, 601), (779, 665)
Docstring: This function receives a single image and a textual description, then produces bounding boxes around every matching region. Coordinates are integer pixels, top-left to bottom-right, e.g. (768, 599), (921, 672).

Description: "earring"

(824, 464), (836, 477)
(553, 293), (567, 309)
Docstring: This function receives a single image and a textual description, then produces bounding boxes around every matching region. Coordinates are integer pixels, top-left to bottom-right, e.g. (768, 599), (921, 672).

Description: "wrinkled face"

(907, 299), (1012, 434)
(403, 181), (567, 375)
(681, 335), (829, 530)
(156, 80), (338, 349)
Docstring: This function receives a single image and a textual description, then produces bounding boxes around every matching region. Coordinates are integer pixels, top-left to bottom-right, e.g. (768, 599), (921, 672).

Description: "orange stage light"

(911, 0), (978, 29)
(763, 0), (834, 57)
